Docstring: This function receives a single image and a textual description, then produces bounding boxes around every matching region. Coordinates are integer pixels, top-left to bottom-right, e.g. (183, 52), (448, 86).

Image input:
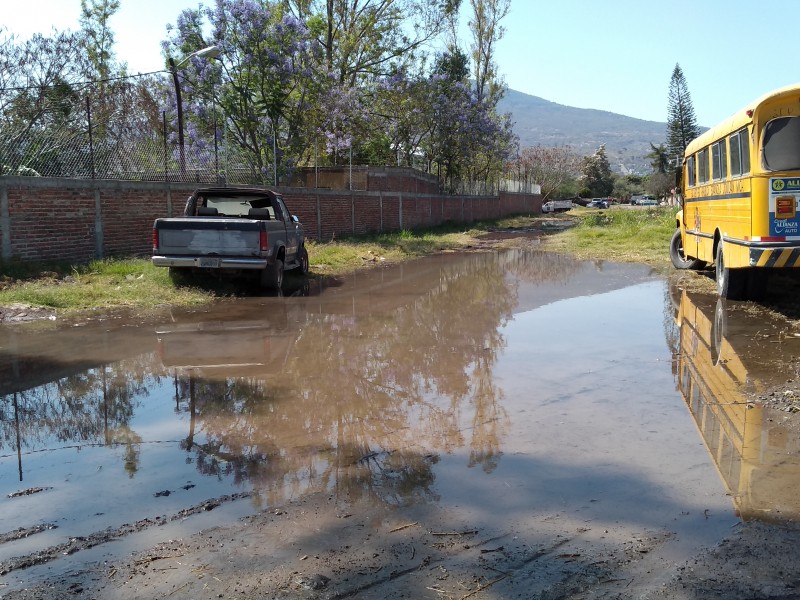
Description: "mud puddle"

(2, 249), (800, 596)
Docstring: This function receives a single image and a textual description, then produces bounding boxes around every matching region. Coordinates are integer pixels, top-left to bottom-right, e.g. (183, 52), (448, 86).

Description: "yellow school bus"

(670, 83), (800, 299)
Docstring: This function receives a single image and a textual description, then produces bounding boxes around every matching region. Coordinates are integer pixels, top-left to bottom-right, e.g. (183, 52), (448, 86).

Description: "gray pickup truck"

(152, 187), (308, 290)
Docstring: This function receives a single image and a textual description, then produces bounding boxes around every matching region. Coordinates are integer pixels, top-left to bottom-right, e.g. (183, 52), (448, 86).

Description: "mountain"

(498, 88), (667, 175)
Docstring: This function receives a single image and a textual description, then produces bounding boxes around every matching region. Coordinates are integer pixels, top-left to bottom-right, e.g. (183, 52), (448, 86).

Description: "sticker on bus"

(769, 178), (800, 236)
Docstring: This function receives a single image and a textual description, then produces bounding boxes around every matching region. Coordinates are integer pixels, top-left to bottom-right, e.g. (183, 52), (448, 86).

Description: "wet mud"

(3, 242), (800, 598)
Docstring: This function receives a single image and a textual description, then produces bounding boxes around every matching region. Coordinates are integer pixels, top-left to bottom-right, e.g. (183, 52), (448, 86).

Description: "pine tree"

(666, 64), (701, 165)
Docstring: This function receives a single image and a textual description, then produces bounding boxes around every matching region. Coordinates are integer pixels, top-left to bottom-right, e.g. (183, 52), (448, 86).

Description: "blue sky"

(5, 0), (798, 127)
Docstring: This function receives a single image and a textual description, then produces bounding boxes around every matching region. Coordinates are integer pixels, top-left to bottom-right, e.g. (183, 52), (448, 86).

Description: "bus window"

(729, 128), (750, 176)
(763, 116), (800, 171)
(712, 140), (727, 180)
(730, 132), (742, 176)
(741, 129), (750, 174)
(698, 148), (710, 184)
(686, 155), (696, 187)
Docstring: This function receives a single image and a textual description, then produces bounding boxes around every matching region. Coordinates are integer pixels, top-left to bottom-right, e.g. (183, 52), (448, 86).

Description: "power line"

(0, 69), (167, 93)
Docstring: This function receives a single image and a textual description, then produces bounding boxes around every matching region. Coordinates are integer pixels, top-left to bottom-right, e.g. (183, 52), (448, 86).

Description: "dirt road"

(5, 478), (800, 599)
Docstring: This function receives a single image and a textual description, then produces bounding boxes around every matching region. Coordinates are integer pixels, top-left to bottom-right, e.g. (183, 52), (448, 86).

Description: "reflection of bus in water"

(673, 287), (800, 521)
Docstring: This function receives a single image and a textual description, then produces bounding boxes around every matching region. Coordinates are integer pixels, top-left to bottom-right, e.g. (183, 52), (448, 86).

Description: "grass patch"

(542, 206), (677, 268)
(308, 226), (477, 274)
(0, 258), (214, 311)
(0, 208), (681, 314)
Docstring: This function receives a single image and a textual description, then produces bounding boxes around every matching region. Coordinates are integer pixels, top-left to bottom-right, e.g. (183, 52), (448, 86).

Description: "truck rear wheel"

(260, 259), (284, 291)
(296, 246), (309, 275)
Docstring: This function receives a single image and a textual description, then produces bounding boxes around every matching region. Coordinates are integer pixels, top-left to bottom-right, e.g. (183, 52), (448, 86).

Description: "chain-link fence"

(0, 78), (530, 195)
(0, 78), (279, 185)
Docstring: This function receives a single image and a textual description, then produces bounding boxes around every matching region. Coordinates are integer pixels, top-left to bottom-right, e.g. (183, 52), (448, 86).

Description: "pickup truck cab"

(152, 187), (308, 290)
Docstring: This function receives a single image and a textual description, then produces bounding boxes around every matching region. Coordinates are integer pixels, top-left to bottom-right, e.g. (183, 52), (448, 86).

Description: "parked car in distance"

(587, 198), (609, 209)
(631, 194), (657, 206)
(542, 199), (574, 213)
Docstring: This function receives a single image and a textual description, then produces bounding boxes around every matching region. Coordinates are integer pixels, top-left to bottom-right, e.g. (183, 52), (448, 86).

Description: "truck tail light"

(260, 229), (268, 252)
(152, 228), (159, 251)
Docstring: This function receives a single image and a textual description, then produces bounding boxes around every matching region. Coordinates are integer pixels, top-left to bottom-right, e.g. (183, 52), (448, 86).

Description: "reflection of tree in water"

(508, 248), (583, 285)
(115, 425), (143, 478)
(0, 357), (156, 479)
(177, 375), (283, 489)
(663, 280), (681, 378)
(173, 252), (524, 508)
(2, 250), (581, 500)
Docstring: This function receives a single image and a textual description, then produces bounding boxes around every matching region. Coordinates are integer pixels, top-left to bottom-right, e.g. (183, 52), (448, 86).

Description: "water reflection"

(156, 252), (532, 508)
(1, 253), (559, 504)
(670, 286), (800, 522)
(0, 249), (667, 576)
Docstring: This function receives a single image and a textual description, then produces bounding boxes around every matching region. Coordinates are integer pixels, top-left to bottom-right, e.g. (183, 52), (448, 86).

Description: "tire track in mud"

(0, 492), (250, 576)
(326, 531), (579, 599)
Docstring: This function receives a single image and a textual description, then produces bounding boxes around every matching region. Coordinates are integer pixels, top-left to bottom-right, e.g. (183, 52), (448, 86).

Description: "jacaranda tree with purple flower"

(158, 0), (516, 190)
(163, 0), (325, 184)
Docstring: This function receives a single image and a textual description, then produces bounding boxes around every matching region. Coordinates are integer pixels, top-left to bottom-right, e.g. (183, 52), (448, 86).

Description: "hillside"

(498, 88), (668, 174)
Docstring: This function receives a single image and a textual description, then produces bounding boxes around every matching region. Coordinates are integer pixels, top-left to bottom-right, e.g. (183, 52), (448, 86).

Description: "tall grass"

(0, 258), (213, 311)
(545, 206), (678, 267)
(308, 225), (476, 272)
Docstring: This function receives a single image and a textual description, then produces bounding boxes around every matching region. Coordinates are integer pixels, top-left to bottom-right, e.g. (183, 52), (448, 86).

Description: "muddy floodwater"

(3, 247), (800, 596)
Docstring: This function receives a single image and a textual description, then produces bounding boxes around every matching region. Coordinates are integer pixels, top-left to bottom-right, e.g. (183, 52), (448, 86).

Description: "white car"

(542, 200), (574, 213)
(587, 198), (609, 209)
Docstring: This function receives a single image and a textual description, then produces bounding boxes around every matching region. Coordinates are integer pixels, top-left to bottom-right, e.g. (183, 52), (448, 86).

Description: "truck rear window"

(202, 196), (276, 219)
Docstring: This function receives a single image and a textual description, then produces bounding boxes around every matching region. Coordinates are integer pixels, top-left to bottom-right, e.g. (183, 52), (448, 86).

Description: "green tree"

(646, 142), (669, 174)
(287, 0), (459, 87)
(581, 145), (614, 197)
(666, 64), (701, 163)
(461, 0), (516, 190)
(80, 0), (120, 81)
(468, 0), (510, 105)
(612, 174), (638, 203)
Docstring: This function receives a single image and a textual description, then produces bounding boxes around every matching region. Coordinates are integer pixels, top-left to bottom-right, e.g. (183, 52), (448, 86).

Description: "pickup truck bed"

(152, 187), (308, 290)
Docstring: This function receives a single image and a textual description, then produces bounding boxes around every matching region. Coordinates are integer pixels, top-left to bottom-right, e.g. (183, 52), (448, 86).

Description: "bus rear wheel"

(715, 244), (746, 300)
(670, 229), (705, 270)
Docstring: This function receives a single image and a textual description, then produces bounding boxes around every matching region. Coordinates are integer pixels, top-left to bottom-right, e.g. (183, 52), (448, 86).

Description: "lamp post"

(168, 45), (220, 179)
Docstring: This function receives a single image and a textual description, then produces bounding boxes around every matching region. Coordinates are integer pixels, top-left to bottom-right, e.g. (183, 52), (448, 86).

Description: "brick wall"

(0, 175), (542, 263)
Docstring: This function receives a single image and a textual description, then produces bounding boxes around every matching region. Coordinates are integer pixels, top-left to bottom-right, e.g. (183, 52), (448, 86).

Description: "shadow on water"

(2, 248), (796, 589)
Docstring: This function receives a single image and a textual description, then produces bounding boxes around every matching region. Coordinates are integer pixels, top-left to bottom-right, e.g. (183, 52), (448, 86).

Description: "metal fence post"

(86, 97), (95, 180)
(214, 114), (220, 184)
(163, 111), (169, 183)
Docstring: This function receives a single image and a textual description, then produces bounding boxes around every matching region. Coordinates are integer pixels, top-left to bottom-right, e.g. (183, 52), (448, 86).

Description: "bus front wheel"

(670, 229), (705, 270)
(715, 244), (746, 300)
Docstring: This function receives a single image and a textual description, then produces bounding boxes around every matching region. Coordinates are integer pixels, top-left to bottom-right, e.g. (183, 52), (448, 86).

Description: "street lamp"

(168, 45), (220, 179)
